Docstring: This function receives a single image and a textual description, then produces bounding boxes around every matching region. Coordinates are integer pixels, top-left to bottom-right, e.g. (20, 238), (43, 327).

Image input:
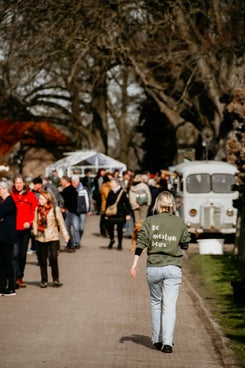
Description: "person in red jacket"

(11, 175), (38, 288)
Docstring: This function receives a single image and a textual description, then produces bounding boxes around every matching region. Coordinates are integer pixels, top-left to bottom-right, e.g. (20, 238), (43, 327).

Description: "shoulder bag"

(105, 189), (124, 216)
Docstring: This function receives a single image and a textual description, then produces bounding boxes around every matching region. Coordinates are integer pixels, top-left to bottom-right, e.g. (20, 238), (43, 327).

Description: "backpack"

(136, 189), (148, 206)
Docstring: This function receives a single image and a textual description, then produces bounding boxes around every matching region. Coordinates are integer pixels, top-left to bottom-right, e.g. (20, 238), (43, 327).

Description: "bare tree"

(0, 1), (145, 166)
(0, 0), (244, 168)
(115, 0), (245, 158)
(226, 88), (245, 263)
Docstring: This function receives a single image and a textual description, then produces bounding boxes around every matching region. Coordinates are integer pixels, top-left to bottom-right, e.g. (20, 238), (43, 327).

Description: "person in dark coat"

(0, 179), (18, 296)
(105, 178), (131, 250)
(147, 178), (161, 216)
(59, 176), (78, 252)
(81, 168), (93, 193)
(92, 168), (105, 215)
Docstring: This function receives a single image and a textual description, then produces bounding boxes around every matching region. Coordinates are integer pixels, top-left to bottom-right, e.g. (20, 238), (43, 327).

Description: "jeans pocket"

(168, 265), (182, 278)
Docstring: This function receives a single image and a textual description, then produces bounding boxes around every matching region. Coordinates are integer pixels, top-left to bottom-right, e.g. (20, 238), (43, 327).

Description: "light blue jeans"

(146, 265), (182, 347)
(64, 212), (80, 247)
(78, 213), (87, 239)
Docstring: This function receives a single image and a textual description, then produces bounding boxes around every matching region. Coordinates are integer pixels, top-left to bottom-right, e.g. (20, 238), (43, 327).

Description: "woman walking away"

(105, 178), (131, 250)
(32, 191), (69, 288)
(130, 191), (191, 353)
(0, 179), (18, 296)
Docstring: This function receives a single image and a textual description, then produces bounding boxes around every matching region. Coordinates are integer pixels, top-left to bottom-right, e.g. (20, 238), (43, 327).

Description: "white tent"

(45, 150), (127, 178)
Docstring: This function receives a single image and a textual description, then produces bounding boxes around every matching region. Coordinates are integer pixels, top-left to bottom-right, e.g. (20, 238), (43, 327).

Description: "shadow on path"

(119, 334), (154, 350)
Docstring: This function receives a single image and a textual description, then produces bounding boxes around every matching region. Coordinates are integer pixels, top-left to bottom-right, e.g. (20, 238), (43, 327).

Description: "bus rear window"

(212, 174), (235, 193)
(186, 173), (235, 193)
(186, 174), (211, 193)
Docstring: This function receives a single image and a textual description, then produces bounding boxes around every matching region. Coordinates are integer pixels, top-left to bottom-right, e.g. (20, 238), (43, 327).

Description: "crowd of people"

(0, 171), (92, 295)
(0, 167), (177, 296)
(0, 166), (190, 355)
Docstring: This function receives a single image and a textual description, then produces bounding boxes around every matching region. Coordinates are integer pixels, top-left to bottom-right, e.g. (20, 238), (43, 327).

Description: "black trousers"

(13, 229), (31, 279)
(106, 220), (125, 245)
(37, 240), (60, 283)
(0, 242), (15, 292)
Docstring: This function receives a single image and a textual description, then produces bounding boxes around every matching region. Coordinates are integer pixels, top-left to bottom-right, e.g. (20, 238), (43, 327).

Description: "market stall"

(45, 150), (127, 178)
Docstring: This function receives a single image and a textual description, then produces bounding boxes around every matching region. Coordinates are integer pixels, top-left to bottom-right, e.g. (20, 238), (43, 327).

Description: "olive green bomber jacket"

(136, 212), (191, 267)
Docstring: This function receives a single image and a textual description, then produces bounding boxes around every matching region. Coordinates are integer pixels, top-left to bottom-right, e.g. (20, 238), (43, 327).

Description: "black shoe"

(162, 345), (172, 353)
(153, 342), (162, 351)
(52, 280), (63, 287)
(3, 289), (16, 296)
(117, 244), (122, 250)
(108, 240), (115, 249)
(67, 248), (76, 253)
(59, 247), (69, 252)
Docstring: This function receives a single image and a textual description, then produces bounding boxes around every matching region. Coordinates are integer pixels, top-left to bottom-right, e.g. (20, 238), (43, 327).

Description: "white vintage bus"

(173, 161), (239, 239)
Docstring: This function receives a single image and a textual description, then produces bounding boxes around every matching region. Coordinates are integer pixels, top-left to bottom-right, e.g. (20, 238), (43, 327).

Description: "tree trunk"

(235, 202), (245, 265)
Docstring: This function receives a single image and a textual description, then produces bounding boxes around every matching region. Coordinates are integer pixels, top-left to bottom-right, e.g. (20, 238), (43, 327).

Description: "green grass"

(187, 253), (245, 367)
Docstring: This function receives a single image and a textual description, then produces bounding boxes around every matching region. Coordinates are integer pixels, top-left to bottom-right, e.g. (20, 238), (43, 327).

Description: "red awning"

(0, 119), (69, 157)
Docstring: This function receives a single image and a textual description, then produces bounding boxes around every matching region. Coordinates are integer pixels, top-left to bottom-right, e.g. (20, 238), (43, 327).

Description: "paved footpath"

(0, 215), (240, 368)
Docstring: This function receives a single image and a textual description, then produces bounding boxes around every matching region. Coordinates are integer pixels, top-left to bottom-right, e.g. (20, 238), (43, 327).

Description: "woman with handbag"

(32, 191), (69, 288)
(105, 178), (131, 250)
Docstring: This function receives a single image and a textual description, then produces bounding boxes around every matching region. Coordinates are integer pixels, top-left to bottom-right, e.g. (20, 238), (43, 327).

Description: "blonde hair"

(153, 191), (176, 214)
(39, 191), (54, 205)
